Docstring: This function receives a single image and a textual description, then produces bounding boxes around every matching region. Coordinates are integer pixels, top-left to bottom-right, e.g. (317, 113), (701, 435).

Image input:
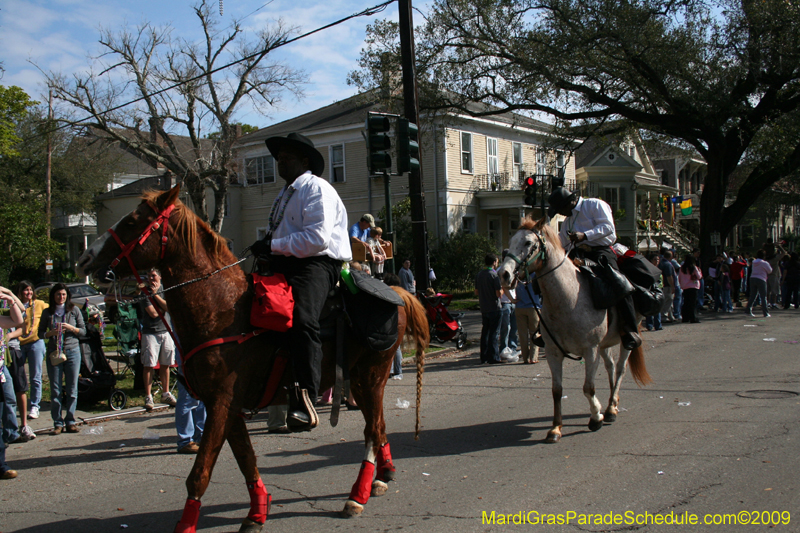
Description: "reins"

(105, 202), (259, 397)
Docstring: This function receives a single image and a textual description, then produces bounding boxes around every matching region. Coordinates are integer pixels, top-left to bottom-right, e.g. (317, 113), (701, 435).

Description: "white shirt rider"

(270, 171), (352, 262)
(557, 197), (616, 250)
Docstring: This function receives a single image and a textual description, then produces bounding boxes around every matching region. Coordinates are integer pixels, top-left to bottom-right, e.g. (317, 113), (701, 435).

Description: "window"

(509, 218), (519, 241)
(603, 187), (620, 213)
(487, 216), (502, 250)
(462, 216), (476, 234)
(245, 155), (276, 185)
(329, 144), (345, 183)
(556, 151), (565, 173)
(487, 137), (498, 175)
(461, 132), (473, 173)
(513, 142), (523, 179)
(536, 148), (547, 176)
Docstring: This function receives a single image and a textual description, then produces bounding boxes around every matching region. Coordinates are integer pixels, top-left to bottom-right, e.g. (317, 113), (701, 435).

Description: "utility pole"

(45, 89), (53, 281)
(398, 0), (430, 291)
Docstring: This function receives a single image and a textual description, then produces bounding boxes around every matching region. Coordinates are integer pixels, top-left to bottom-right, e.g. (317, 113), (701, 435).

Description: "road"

(1, 309), (799, 532)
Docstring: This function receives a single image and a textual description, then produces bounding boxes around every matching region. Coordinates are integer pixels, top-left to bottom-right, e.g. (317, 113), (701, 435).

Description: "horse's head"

(497, 217), (562, 288)
(76, 186), (182, 287)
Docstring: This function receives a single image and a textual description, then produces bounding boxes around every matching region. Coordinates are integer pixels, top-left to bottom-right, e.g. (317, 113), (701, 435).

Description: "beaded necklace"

(268, 186), (296, 233)
(1, 300), (7, 368)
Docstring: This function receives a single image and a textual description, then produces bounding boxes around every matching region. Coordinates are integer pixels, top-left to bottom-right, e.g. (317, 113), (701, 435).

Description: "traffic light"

(397, 118), (420, 173)
(366, 113), (392, 172)
(524, 176), (536, 206)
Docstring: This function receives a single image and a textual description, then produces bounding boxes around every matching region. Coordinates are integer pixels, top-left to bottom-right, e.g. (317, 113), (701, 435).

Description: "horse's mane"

(142, 190), (238, 270)
(518, 217), (565, 254)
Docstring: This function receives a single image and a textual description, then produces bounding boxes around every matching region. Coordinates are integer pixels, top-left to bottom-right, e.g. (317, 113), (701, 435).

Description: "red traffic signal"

(525, 176), (535, 187)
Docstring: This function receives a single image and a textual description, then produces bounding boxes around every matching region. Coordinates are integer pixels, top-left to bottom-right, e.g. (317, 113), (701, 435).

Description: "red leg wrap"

(174, 498), (201, 533)
(348, 460), (376, 505)
(376, 442), (396, 482)
(246, 478), (271, 524)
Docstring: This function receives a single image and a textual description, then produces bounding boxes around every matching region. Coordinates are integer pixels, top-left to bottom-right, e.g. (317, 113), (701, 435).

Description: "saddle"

(575, 252), (664, 316)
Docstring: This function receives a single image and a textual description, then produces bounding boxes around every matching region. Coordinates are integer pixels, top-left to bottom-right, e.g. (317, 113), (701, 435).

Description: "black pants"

(577, 246), (639, 335)
(270, 255), (340, 401)
(681, 288), (699, 322)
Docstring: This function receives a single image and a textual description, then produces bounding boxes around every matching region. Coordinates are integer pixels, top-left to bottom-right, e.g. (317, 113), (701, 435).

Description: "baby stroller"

(113, 302), (141, 377)
(78, 305), (128, 411)
(418, 292), (468, 349)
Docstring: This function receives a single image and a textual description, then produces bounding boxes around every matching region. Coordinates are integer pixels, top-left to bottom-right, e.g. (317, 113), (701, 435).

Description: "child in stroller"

(418, 288), (468, 349)
(78, 304), (127, 411)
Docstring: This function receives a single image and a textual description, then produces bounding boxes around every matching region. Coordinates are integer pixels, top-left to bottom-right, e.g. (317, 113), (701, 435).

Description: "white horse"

(497, 218), (652, 443)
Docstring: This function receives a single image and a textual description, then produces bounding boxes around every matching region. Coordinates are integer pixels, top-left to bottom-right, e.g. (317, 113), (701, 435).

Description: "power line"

(45, 0), (396, 136)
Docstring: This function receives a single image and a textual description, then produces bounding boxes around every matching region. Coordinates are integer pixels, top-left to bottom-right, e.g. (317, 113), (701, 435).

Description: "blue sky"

(0, 0), (424, 128)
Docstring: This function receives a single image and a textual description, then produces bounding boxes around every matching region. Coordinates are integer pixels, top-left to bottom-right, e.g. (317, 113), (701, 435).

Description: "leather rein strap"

(106, 202), (267, 398)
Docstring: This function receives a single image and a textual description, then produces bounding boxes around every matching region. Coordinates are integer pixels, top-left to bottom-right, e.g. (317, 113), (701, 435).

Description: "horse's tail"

(393, 287), (430, 440)
(628, 341), (653, 387)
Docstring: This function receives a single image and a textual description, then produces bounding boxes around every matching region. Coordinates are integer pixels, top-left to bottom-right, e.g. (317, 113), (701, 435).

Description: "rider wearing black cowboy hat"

(547, 187), (642, 350)
(250, 132), (352, 431)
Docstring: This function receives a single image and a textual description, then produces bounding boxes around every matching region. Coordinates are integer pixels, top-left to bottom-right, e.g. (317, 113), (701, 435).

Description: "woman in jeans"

(745, 249), (772, 318)
(16, 281), (47, 422)
(38, 284), (85, 434)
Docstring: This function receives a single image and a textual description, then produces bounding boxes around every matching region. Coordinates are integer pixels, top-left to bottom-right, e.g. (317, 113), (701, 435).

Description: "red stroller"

(417, 292), (468, 349)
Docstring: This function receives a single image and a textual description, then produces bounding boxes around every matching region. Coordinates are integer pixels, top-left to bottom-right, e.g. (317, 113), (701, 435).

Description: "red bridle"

(107, 202), (176, 286)
(104, 201), (274, 404)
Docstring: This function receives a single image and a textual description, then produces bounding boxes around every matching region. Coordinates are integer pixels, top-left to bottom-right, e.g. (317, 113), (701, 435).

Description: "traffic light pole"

(383, 170), (395, 274)
(398, 0), (430, 290)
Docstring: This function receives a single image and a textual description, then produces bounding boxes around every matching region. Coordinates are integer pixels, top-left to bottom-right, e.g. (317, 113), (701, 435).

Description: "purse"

(49, 349), (67, 366)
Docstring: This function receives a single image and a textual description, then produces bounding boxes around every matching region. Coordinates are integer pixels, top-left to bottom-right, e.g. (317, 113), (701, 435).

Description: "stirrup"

(287, 386), (319, 432)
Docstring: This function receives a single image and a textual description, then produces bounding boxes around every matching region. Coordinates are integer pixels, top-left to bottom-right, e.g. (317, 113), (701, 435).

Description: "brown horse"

(76, 186), (429, 533)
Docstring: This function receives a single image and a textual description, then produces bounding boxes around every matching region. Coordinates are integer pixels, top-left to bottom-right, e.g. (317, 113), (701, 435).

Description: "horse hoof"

(371, 480), (388, 497)
(545, 432), (561, 444)
(340, 500), (364, 518)
(238, 518), (265, 533)
(379, 468), (396, 482)
(588, 417), (603, 432)
(604, 411), (617, 424)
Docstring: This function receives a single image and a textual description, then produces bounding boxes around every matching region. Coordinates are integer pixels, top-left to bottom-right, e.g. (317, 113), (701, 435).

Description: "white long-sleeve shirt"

(270, 171), (353, 261)
(557, 197), (616, 249)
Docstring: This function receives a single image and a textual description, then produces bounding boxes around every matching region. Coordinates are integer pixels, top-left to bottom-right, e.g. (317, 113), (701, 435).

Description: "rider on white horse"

(547, 187), (642, 351)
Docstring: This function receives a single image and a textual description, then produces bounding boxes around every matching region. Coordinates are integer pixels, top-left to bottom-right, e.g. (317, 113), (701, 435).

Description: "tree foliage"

(0, 200), (64, 287)
(46, 0), (306, 233)
(351, 0), (800, 266)
(431, 231), (498, 292)
(0, 85), (38, 157)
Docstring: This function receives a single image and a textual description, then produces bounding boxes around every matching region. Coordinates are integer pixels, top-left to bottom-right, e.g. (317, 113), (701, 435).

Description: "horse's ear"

(533, 217), (547, 231)
(157, 185), (181, 210)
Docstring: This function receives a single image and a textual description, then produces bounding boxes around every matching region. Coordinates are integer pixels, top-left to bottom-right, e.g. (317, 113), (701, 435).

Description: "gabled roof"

(95, 174), (173, 201)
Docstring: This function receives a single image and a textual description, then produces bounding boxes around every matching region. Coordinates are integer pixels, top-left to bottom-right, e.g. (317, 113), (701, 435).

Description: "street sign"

(710, 232), (721, 247)
(45, 260), (53, 271)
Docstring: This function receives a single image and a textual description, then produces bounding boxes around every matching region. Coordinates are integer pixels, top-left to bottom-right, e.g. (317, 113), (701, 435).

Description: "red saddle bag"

(251, 272), (294, 332)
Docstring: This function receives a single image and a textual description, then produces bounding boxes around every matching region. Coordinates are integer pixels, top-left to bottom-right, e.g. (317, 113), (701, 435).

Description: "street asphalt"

(2, 307), (799, 532)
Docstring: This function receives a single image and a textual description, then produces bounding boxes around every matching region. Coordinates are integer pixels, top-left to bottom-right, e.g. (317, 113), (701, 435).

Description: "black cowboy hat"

(265, 132), (325, 177)
(547, 187), (577, 218)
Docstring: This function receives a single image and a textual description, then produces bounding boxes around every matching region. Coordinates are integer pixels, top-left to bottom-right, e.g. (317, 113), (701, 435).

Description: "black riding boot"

(617, 295), (642, 350)
(287, 384), (319, 432)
